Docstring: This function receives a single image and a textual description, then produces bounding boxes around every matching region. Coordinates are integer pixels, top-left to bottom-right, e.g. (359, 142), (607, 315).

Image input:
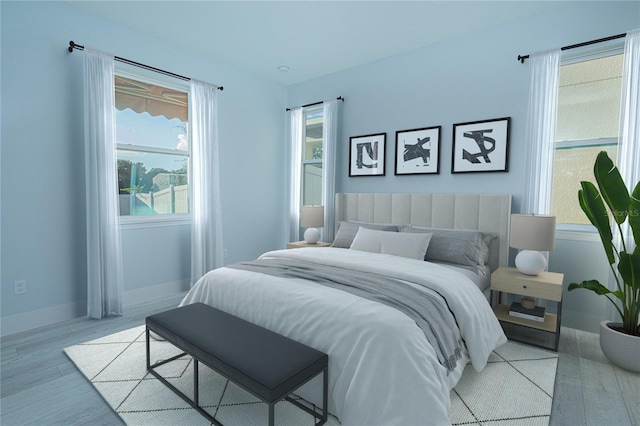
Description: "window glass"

(303, 163), (323, 205)
(551, 144), (617, 225)
(116, 108), (188, 151)
(556, 54), (623, 141)
(117, 150), (189, 215)
(304, 111), (323, 161)
(115, 75), (189, 217)
(551, 53), (623, 225)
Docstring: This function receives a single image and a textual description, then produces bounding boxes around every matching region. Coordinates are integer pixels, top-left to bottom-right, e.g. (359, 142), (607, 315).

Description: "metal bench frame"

(146, 309), (328, 426)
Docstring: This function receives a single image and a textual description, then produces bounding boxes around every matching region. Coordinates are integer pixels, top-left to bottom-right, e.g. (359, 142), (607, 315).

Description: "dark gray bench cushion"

(146, 302), (328, 403)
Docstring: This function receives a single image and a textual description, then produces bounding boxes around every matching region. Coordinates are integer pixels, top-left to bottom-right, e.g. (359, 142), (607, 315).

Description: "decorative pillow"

(485, 233), (499, 272)
(350, 227), (432, 260)
(331, 221), (399, 248)
(401, 226), (492, 267)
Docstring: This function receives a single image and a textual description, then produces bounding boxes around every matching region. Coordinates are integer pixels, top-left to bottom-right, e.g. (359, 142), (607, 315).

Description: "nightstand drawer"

(491, 268), (563, 301)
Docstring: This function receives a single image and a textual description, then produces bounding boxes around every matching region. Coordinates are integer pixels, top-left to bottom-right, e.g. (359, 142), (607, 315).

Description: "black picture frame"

(452, 117), (510, 173)
(349, 133), (386, 177)
(394, 126), (441, 175)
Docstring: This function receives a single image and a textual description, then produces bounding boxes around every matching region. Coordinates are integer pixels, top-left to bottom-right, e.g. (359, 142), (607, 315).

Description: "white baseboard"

(123, 279), (189, 307)
(1, 280), (189, 338)
(562, 309), (610, 334)
(1, 301), (85, 338)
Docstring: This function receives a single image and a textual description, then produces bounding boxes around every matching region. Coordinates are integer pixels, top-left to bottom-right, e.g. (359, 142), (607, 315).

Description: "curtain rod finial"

(68, 41), (84, 53)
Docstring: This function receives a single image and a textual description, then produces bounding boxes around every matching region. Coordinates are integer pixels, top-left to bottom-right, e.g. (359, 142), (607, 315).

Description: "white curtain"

(190, 80), (223, 285)
(616, 28), (640, 254)
(288, 107), (303, 242)
(321, 100), (339, 242)
(84, 48), (124, 318)
(604, 29), (640, 319)
(521, 49), (561, 216)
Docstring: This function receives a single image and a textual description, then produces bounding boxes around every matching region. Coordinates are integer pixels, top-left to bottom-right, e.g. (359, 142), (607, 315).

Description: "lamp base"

(515, 250), (546, 275)
(304, 228), (320, 244)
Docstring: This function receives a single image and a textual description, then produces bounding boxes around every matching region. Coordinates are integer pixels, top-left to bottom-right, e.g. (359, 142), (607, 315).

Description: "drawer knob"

(523, 285), (527, 289)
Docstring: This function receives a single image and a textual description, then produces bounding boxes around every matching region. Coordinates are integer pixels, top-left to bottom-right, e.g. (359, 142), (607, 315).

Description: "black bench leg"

(269, 402), (275, 426)
(194, 359), (199, 407)
(145, 327), (150, 370)
(322, 366), (328, 424)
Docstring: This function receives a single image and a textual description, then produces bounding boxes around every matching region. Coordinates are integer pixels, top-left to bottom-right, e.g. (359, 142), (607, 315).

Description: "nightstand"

(286, 241), (332, 249)
(491, 266), (564, 351)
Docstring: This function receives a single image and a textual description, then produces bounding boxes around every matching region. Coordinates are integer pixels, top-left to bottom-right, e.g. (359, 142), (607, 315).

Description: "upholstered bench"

(145, 302), (328, 426)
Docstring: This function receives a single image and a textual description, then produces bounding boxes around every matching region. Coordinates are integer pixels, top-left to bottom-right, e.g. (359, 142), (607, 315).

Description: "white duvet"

(180, 247), (506, 426)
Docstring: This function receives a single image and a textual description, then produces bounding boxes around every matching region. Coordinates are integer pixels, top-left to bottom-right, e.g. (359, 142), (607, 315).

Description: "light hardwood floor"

(1, 294), (639, 425)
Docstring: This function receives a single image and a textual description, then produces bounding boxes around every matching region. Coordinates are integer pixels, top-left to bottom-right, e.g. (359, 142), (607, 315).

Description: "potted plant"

(568, 151), (639, 372)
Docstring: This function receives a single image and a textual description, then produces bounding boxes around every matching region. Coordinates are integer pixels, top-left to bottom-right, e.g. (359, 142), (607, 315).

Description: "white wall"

(286, 1), (639, 333)
(0, 1), (288, 335)
(550, 232), (612, 332)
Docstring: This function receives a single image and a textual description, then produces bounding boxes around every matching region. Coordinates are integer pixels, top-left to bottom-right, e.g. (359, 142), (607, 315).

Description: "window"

(551, 51), (623, 225)
(115, 74), (189, 217)
(302, 107), (324, 205)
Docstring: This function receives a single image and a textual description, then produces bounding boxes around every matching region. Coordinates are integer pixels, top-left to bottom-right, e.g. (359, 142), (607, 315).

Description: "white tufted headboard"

(335, 193), (512, 269)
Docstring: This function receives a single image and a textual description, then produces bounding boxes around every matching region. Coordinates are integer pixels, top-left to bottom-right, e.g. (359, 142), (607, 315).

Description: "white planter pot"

(599, 321), (640, 373)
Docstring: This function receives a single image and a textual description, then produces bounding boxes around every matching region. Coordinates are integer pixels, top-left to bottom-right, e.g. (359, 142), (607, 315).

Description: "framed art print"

(452, 117), (510, 173)
(395, 126), (441, 175)
(349, 133), (386, 177)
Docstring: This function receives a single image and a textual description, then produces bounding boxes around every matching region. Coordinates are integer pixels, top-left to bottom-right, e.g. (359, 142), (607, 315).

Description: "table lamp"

(300, 205), (324, 244)
(509, 213), (556, 276)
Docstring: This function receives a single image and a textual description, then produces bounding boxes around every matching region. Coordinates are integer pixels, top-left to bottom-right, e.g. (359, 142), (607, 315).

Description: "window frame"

(552, 43), (624, 234)
(114, 69), (191, 228)
(300, 105), (324, 206)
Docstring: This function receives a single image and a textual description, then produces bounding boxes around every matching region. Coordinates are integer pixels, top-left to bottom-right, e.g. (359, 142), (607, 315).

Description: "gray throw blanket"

(227, 257), (464, 372)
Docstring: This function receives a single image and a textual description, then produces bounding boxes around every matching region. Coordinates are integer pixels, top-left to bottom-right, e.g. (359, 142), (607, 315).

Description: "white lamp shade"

(300, 205), (324, 228)
(510, 214), (556, 276)
(509, 214), (556, 251)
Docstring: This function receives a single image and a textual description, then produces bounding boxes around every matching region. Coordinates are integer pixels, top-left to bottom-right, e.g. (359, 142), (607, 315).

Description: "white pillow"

(331, 221), (399, 248)
(350, 227), (432, 260)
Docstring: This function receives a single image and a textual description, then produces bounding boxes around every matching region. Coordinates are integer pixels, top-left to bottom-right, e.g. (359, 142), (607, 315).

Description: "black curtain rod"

(68, 41), (223, 90)
(517, 33), (626, 63)
(286, 96), (344, 111)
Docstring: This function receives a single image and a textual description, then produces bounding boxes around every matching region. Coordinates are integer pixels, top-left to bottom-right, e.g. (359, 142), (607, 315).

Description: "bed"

(180, 193), (511, 425)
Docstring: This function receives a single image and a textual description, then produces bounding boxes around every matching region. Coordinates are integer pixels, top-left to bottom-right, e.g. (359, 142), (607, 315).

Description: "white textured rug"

(64, 325), (557, 425)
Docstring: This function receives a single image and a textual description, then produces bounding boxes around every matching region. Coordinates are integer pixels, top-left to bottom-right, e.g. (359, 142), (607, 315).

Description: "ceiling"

(65, 1), (569, 85)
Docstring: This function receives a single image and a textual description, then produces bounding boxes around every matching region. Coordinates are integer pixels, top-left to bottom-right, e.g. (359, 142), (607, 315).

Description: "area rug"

(64, 325), (558, 425)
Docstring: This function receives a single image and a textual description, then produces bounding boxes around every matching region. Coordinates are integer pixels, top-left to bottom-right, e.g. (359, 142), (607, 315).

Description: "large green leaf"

(568, 280), (616, 296)
(579, 182), (615, 264)
(618, 251), (640, 292)
(594, 151), (629, 225)
(629, 180), (640, 248)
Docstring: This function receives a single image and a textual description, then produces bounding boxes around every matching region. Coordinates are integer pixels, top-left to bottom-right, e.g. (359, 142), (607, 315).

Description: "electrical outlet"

(14, 280), (27, 295)
(223, 249), (228, 258)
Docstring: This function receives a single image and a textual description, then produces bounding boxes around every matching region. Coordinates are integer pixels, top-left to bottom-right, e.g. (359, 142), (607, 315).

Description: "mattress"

(180, 247), (506, 425)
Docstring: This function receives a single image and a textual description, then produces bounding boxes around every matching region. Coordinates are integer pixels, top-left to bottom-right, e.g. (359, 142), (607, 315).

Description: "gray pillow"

(331, 221), (399, 248)
(350, 227), (432, 260)
(401, 226), (492, 267)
